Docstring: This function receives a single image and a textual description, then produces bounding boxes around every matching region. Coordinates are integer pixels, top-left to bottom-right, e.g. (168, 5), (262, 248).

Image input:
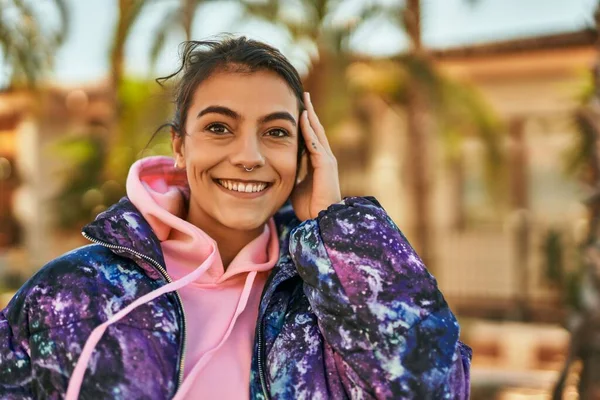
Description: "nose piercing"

(243, 165), (254, 172)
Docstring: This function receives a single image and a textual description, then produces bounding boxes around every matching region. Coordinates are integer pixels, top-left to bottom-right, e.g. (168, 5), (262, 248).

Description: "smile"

(216, 179), (270, 193)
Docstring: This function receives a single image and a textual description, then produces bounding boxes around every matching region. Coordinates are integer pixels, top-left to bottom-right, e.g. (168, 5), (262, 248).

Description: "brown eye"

(206, 123), (231, 135)
(265, 129), (289, 138)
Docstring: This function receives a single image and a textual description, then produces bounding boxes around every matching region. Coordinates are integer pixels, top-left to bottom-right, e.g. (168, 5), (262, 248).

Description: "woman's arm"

(289, 196), (471, 399)
(0, 283), (34, 399)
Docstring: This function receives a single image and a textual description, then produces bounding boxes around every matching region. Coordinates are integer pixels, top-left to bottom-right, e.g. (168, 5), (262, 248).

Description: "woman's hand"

(291, 92), (342, 221)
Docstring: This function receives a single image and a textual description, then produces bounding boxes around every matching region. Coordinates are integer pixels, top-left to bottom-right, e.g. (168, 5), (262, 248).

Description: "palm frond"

(238, 0), (281, 22)
(149, 7), (181, 69)
(50, 0), (69, 46)
(564, 108), (598, 180)
(0, 0), (69, 87)
(438, 77), (505, 200)
(346, 60), (409, 101)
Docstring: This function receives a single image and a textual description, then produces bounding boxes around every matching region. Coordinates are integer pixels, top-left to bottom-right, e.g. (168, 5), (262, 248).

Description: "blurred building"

(334, 29), (595, 326)
(0, 83), (114, 281)
(433, 29), (594, 322)
(331, 29), (597, 395)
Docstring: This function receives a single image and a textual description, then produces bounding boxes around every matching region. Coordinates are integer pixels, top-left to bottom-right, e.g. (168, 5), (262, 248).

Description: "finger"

(304, 92), (333, 154)
(301, 110), (326, 155)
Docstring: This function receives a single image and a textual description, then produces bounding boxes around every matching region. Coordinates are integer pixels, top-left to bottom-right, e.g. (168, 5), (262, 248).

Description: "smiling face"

(172, 69), (300, 232)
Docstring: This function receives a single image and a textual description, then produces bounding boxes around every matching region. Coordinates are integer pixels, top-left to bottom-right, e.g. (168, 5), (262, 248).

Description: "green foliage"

(51, 133), (109, 229)
(541, 227), (586, 311)
(238, 0), (366, 49)
(348, 58), (506, 206)
(238, 0), (388, 131)
(543, 228), (564, 285)
(51, 78), (172, 229)
(565, 266), (583, 312)
(347, 60), (408, 99)
(147, 0), (226, 68)
(438, 78), (505, 202)
(565, 109), (597, 181)
(564, 71), (599, 181)
(107, 78), (174, 183)
(0, 0), (69, 88)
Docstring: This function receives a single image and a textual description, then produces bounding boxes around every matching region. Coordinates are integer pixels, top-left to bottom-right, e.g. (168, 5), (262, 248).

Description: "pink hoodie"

(66, 156), (279, 399)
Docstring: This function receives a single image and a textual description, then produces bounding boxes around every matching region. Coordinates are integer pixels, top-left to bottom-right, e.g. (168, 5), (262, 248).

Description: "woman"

(0, 36), (471, 399)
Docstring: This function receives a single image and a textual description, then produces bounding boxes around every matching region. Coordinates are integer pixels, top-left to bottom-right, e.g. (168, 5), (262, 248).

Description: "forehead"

(189, 70), (298, 116)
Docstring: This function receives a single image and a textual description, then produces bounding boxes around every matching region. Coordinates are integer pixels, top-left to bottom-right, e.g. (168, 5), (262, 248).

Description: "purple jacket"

(0, 196), (471, 399)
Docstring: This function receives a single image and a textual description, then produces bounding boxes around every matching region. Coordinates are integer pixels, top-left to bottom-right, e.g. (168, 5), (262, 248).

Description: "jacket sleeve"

(289, 196), (472, 399)
(0, 282), (34, 399)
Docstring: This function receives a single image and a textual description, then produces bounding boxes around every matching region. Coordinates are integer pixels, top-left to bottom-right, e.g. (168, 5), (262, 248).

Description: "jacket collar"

(82, 196), (301, 282)
(82, 196), (167, 280)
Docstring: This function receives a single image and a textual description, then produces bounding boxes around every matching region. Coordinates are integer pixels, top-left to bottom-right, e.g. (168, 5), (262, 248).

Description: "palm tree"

(438, 77), (504, 231)
(402, 0), (432, 265)
(106, 0), (154, 184)
(0, 0), (69, 88)
(111, 0), (146, 92)
(237, 0), (382, 129)
(347, 56), (504, 249)
(148, 0), (221, 67)
(346, 0), (504, 269)
(140, 0), (385, 131)
(553, 3), (600, 397)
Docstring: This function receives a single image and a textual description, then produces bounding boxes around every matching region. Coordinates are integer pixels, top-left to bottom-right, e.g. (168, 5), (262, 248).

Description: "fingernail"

(306, 92), (311, 102)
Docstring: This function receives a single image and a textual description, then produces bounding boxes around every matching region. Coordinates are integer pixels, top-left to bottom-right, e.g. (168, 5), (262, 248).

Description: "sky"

(7, 0), (600, 86)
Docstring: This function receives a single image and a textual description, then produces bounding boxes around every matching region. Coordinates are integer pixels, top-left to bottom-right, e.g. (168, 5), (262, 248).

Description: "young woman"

(0, 36), (471, 399)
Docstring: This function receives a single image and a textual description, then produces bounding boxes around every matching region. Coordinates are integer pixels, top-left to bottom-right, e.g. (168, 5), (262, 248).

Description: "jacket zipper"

(257, 318), (270, 399)
(82, 232), (187, 390)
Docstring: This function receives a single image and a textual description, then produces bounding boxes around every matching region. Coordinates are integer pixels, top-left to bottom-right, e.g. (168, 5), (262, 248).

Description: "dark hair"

(153, 34), (306, 159)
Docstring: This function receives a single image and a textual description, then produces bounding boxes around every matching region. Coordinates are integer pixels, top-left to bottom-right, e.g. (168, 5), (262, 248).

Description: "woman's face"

(173, 69), (300, 231)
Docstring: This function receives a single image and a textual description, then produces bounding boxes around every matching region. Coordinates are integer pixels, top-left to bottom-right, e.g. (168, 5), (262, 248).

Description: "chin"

(220, 213), (269, 231)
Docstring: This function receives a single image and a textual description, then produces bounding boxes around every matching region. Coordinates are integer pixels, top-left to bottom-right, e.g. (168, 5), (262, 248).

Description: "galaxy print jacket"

(0, 196), (471, 399)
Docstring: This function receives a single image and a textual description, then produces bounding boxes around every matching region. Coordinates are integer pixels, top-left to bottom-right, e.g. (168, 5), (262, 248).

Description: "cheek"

(183, 142), (220, 181)
(269, 149), (297, 188)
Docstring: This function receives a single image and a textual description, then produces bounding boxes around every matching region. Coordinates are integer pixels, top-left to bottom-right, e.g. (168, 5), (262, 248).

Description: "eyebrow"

(197, 105), (297, 127)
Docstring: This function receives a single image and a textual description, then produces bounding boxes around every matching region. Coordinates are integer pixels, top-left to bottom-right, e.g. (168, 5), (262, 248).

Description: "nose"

(229, 132), (265, 170)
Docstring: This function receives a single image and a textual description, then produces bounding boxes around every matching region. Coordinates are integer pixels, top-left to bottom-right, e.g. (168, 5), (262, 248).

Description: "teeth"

(218, 180), (267, 193)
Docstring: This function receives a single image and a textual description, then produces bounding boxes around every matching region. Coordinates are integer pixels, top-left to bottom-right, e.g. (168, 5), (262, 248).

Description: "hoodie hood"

(68, 156), (289, 399)
(125, 155), (277, 283)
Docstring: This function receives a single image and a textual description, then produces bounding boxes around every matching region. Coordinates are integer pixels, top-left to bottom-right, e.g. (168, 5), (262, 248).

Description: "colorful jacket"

(0, 196), (471, 399)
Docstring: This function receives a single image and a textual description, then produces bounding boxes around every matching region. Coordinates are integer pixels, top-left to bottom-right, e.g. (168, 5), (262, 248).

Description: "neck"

(185, 203), (264, 269)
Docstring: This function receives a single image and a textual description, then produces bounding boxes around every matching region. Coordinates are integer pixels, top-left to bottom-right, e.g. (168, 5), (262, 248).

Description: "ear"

(172, 129), (185, 168)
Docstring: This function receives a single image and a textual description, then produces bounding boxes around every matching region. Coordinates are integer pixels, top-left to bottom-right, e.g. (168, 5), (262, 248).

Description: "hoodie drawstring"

(65, 247), (217, 400)
(172, 270), (258, 400)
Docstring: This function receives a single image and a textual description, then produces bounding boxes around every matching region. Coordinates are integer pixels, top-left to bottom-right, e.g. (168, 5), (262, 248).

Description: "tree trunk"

(406, 77), (434, 270)
(403, 0), (435, 269)
(182, 0), (194, 41)
(111, 0), (129, 93)
(450, 152), (467, 232)
(507, 117), (531, 321)
(405, 0), (422, 53)
(554, 7), (600, 396)
(302, 45), (331, 121)
(106, 0), (145, 181)
(508, 118), (528, 211)
(110, 0), (145, 93)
